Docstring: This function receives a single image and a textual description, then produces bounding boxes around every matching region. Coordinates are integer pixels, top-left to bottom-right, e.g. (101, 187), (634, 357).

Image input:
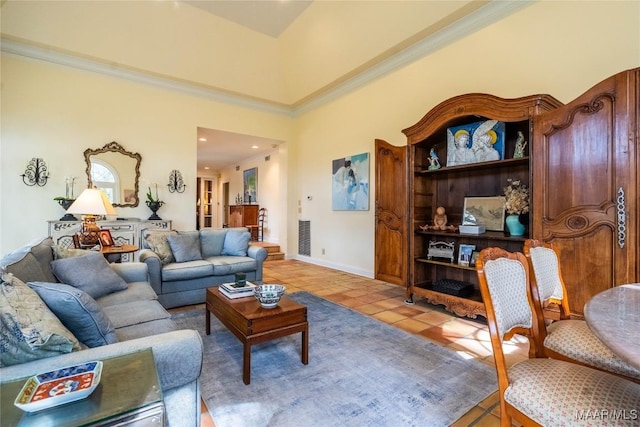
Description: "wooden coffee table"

(205, 287), (309, 385)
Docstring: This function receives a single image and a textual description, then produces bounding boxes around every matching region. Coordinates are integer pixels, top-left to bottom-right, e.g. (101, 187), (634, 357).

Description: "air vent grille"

(298, 220), (310, 256)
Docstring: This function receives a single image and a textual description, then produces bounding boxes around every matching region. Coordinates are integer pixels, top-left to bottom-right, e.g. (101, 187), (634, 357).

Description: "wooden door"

(374, 139), (408, 286)
(532, 68), (638, 316)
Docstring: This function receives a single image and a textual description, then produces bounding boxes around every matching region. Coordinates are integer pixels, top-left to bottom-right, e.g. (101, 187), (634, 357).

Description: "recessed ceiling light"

(204, 166), (210, 170)
(199, 138), (207, 142)
(251, 145), (259, 149)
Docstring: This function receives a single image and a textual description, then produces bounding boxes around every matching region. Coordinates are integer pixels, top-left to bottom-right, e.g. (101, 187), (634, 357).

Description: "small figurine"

(428, 146), (441, 170)
(513, 131), (527, 158)
(419, 206), (457, 232)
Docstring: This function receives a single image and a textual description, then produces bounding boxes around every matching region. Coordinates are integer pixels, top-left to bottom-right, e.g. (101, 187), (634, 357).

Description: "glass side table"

(1, 348), (164, 426)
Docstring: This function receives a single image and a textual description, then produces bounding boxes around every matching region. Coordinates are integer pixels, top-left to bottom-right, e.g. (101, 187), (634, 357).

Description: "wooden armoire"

(375, 68), (638, 318)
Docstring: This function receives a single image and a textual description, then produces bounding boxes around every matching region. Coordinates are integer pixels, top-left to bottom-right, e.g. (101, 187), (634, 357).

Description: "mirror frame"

(84, 141), (142, 207)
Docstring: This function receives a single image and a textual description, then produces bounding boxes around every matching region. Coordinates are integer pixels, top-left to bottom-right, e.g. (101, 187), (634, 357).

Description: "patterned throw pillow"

(144, 231), (177, 264)
(0, 274), (81, 367)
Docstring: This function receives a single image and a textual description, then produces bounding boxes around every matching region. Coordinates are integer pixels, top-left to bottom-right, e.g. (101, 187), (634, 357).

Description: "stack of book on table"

(219, 282), (257, 299)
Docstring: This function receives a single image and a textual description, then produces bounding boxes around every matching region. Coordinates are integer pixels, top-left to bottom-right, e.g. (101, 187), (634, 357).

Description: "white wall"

(218, 146), (282, 244)
(0, 55), (293, 253)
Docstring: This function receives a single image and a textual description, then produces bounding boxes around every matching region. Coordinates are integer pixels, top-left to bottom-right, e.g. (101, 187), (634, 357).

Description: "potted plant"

(503, 178), (529, 236)
(54, 177), (77, 220)
(146, 184), (165, 220)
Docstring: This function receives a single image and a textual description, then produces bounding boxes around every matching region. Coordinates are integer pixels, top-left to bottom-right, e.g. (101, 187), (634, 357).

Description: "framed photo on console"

(98, 230), (115, 247)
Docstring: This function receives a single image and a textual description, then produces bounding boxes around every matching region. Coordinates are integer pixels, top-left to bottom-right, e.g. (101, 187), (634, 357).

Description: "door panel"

(374, 139), (407, 285)
(533, 69), (637, 315)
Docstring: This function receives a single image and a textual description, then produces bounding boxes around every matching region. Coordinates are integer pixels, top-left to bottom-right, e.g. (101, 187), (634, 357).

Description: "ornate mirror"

(84, 142), (141, 207)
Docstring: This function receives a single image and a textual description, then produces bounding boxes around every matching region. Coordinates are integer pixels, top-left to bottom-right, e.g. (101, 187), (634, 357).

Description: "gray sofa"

(139, 227), (268, 309)
(0, 237), (203, 426)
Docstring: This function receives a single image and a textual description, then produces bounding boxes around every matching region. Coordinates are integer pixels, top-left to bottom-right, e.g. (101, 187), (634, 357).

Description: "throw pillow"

(0, 274), (80, 367)
(166, 232), (203, 263)
(28, 282), (118, 348)
(50, 252), (128, 299)
(221, 230), (251, 256)
(144, 231), (176, 264)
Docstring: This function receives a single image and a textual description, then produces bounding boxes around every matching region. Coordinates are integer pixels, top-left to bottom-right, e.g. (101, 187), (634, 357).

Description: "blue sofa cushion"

(162, 260), (214, 282)
(207, 256), (257, 276)
(50, 252), (128, 299)
(0, 274), (80, 367)
(221, 230), (251, 256)
(28, 281), (118, 348)
(167, 232), (202, 263)
(0, 237), (58, 283)
(200, 229), (228, 258)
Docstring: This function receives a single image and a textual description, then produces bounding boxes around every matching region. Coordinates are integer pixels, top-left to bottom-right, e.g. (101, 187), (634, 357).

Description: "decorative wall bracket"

(167, 170), (186, 193)
(21, 158), (49, 186)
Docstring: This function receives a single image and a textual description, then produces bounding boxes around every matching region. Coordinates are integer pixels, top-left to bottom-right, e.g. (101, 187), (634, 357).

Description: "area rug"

(172, 292), (497, 427)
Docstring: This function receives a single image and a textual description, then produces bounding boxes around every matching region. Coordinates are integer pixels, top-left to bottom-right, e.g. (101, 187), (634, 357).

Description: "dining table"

(584, 283), (640, 370)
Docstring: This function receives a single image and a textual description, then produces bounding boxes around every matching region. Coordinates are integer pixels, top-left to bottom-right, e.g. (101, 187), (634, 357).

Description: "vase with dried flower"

(503, 179), (529, 236)
(146, 185), (165, 220)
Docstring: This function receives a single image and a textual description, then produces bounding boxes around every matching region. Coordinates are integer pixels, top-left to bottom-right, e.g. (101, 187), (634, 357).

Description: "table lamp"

(66, 187), (117, 247)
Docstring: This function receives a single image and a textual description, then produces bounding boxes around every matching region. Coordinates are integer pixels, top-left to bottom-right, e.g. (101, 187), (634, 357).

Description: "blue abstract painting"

(332, 152), (369, 211)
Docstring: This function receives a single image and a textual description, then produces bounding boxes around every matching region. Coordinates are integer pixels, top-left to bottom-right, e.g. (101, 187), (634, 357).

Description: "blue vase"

(505, 214), (525, 236)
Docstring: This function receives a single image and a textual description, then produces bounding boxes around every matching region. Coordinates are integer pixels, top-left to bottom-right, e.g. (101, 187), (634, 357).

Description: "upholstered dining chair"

(476, 247), (640, 427)
(524, 239), (640, 382)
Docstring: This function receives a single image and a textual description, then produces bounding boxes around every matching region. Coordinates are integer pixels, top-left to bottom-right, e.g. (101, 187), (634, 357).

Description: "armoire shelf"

(397, 94), (560, 319)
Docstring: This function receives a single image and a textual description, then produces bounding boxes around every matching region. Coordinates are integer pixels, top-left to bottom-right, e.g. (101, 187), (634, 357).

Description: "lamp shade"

(66, 188), (117, 216)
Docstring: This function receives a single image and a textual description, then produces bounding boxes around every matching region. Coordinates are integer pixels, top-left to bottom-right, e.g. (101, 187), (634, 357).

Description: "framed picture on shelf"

(446, 120), (505, 166)
(98, 230), (114, 247)
(462, 196), (506, 231)
(458, 244), (476, 266)
(469, 250), (481, 268)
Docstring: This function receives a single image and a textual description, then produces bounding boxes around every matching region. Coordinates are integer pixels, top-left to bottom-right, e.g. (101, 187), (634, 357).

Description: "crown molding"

(1, 0), (532, 117)
(1, 37), (295, 117)
(292, 0), (533, 116)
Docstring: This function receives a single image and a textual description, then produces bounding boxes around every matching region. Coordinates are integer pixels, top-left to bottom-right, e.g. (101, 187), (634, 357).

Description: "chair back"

(476, 247), (539, 359)
(523, 239), (571, 319)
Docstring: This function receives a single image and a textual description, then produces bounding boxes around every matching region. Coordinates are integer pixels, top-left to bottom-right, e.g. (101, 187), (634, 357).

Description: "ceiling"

(182, 0), (313, 38)
(197, 128), (283, 174)
(188, 0), (310, 173)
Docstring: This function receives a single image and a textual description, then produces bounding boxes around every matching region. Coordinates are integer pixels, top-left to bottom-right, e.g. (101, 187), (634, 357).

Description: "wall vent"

(265, 155), (270, 161)
(235, 165), (240, 171)
(298, 220), (311, 256)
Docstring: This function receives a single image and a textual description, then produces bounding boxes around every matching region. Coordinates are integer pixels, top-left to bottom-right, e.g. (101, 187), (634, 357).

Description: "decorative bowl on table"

(254, 284), (286, 309)
(14, 361), (103, 412)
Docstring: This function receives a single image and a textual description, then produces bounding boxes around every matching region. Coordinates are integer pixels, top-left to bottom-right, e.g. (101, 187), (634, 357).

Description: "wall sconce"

(21, 158), (49, 186)
(167, 170), (186, 193)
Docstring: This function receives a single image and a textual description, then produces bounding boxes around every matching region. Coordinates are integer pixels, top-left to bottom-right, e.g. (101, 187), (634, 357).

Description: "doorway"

(223, 182), (229, 226)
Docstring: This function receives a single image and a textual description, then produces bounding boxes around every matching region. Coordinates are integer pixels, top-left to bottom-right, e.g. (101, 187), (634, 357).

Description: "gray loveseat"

(139, 227), (268, 309)
(0, 237), (203, 426)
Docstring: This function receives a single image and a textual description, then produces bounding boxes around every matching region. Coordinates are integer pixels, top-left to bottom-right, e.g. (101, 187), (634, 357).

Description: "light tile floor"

(178, 259), (529, 427)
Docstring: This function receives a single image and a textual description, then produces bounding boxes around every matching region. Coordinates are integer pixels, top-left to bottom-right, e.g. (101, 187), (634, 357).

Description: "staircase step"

(266, 252), (285, 261)
(250, 242), (282, 260)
